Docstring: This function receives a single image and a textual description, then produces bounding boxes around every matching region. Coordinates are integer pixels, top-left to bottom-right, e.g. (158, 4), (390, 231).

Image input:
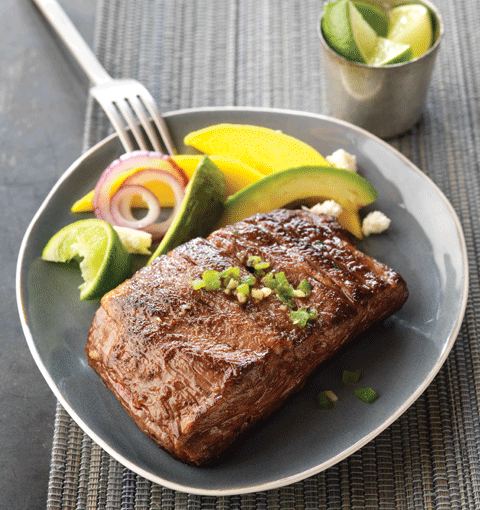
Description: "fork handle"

(32, 0), (112, 85)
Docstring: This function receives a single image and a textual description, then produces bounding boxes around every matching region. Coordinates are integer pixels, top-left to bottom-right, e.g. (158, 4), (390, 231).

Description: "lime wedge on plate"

(42, 219), (131, 300)
(353, 1), (388, 37)
(368, 37), (413, 66)
(387, 3), (433, 59)
(322, 0), (378, 63)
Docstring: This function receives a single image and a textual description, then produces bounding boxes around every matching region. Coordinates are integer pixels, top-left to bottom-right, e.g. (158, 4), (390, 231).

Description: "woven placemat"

(47, 0), (480, 508)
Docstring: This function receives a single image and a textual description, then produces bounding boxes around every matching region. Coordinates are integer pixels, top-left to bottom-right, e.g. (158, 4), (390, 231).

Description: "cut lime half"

(353, 1), (388, 37)
(42, 219), (131, 300)
(322, 0), (378, 63)
(387, 3), (433, 59)
(368, 37), (413, 66)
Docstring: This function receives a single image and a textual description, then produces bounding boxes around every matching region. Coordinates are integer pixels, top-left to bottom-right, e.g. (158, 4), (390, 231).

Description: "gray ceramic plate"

(17, 107), (468, 495)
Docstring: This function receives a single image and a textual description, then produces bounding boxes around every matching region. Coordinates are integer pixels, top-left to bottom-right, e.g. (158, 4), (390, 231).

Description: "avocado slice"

(147, 156), (227, 264)
(216, 165), (377, 238)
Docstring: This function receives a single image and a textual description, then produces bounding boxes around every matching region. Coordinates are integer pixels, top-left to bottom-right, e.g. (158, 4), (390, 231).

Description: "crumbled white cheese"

(261, 287), (272, 297)
(292, 289), (306, 298)
(362, 211), (391, 236)
(226, 279), (239, 290)
(327, 149), (358, 172)
(113, 226), (152, 255)
(307, 200), (343, 218)
(235, 291), (247, 304)
(251, 288), (265, 300)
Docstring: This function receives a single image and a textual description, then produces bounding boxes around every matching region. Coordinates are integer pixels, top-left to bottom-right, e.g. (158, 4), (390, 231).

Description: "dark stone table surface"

(1, 0), (95, 507)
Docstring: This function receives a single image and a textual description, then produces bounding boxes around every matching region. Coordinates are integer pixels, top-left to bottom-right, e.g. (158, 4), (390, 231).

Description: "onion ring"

(92, 151), (187, 241)
(110, 185), (161, 230)
(121, 168), (186, 241)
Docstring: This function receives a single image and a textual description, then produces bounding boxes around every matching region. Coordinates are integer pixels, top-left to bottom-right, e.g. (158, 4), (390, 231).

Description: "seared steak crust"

(86, 209), (408, 465)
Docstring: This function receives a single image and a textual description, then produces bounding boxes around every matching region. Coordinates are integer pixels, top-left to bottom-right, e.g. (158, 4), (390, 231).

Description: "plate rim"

(16, 106), (469, 495)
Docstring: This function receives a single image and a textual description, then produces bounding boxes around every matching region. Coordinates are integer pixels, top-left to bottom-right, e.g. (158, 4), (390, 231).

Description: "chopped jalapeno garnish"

(240, 274), (256, 286)
(192, 260), (318, 326)
(205, 280), (221, 291)
(275, 271), (289, 286)
(263, 276), (278, 290)
(355, 387), (378, 404)
(290, 307), (318, 327)
(247, 255), (262, 267)
(277, 283), (293, 297)
(290, 308), (310, 327)
(254, 261), (270, 275)
(297, 279), (312, 296)
(202, 270), (220, 281)
(236, 283), (250, 296)
(316, 391), (335, 411)
(278, 293), (295, 309)
(202, 270), (221, 290)
(342, 369), (362, 385)
(219, 266), (240, 279)
(190, 279), (206, 290)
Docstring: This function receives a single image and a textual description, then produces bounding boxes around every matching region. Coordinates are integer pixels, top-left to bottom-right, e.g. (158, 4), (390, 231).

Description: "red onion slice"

(122, 168), (186, 241)
(92, 151), (187, 226)
(92, 151), (188, 242)
(110, 185), (161, 230)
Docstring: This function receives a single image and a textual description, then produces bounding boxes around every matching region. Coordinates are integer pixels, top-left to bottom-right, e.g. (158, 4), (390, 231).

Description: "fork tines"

(91, 79), (176, 155)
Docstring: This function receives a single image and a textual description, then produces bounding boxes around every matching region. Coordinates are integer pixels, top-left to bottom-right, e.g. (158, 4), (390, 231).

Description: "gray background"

(1, 0), (94, 507)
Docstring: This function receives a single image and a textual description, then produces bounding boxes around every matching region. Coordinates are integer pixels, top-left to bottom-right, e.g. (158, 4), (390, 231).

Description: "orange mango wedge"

(184, 123), (329, 174)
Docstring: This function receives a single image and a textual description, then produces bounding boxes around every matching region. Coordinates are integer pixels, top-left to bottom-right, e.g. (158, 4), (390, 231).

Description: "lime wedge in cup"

(321, 0), (378, 63)
(368, 38), (413, 66)
(353, 1), (388, 37)
(387, 3), (433, 59)
(42, 219), (131, 301)
(321, 0), (432, 66)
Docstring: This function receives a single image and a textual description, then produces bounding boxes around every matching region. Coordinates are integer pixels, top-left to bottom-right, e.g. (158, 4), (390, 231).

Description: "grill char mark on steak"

(86, 209), (408, 465)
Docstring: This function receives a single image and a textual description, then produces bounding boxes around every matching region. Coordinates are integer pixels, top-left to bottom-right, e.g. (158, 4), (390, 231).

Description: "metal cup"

(318, 0), (444, 138)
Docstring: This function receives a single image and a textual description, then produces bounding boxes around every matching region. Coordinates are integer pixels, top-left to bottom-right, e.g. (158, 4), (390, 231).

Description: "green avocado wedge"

(216, 165), (378, 238)
(147, 155), (227, 264)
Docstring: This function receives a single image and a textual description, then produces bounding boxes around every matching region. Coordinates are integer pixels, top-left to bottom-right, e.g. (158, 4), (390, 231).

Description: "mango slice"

(184, 123), (329, 174)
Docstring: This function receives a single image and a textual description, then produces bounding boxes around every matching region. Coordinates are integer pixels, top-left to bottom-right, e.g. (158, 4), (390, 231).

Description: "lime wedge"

(322, 0), (378, 63)
(42, 219), (131, 300)
(368, 37), (413, 66)
(387, 3), (433, 59)
(353, 1), (388, 37)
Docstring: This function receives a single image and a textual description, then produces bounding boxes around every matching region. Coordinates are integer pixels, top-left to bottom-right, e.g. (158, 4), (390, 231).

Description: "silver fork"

(32, 0), (176, 155)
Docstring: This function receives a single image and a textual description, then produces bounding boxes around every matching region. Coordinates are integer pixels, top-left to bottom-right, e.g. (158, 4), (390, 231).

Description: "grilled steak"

(86, 209), (408, 465)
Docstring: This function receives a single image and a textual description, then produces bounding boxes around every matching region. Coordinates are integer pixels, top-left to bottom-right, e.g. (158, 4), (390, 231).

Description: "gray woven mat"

(47, 0), (480, 508)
